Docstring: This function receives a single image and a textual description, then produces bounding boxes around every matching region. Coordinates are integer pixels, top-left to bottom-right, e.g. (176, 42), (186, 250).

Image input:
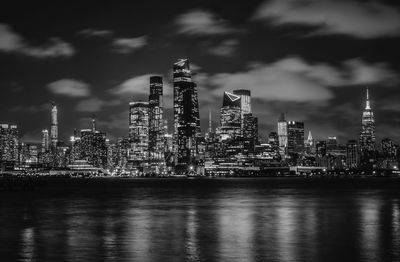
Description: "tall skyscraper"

(287, 121), (305, 154)
(173, 59), (200, 169)
(381, 138), (396, 158)
(149, 76), (165, 160)
(80, 129), (108, 168)
(242, 113), (258, 154)
(50, 102), (58, 148)
(346, 140), (359, 168)
(233, 89), (251, 132)
(41, 129), (49, 152)
(277, 113), (288, 156)
(359, 88), (375, 154)
(0, 124), (19, 163)
(129, 102), (149, 161)
(219, 92), (242, 141)
(233, 89), (251, 115)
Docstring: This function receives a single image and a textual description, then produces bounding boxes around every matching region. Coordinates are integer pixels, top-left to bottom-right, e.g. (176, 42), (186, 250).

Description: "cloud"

(75, 98), (120, 112)
(253, 0), (400, 38)
(111, 36), (147, 53)
(9, 103), (48, 113)
(75, 98), (106, 112)
(22, 38), (74, 58)
(111, 74), (173, 97)
(197, 57), (399, 103)
(176, 9), (236, 36)
(77, 28), (114, 38)
(0, 23), (75, 58)
(207, 39), (239, 57)
(47, 79), (90, 97)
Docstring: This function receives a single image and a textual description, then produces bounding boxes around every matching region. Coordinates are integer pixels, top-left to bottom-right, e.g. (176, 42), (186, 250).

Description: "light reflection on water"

(0, 178), (399, 262)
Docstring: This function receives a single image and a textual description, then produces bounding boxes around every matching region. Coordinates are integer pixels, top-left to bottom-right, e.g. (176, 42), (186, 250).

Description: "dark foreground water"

(0, 178), (399, 262)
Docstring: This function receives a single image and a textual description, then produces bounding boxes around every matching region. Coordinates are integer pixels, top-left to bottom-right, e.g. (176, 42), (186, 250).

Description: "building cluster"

(1, 59), (399, 176)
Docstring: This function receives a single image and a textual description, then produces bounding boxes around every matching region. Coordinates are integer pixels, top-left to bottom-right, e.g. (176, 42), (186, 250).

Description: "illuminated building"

(381, 138), (396, 158)
(0, 124), (19, 163)
(346, 140), (359, 168)
(277, 113), (288, 157)
(218, 92), (241, 141)
(268, 132), (279, 154)
(205, 111), (217, 159)
(287, 121), (304, 154)
(149, 76), (165, 160)
(359, 88), (375, 154)
(316, 140), (327, 167)
(42, 129), (49, 152)
(173, 59), (201, 170)
(80, 129), (108, 168)
(129, 102), (149, 161)
(242, 113), (258, 154)
(233, 89), (251, 131)
(305, 131), (315, 154)
(50, 102), (58, 148)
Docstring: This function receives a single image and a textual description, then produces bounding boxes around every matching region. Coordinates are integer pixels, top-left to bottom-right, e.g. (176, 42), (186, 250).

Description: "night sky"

(1, 0), (400, 144)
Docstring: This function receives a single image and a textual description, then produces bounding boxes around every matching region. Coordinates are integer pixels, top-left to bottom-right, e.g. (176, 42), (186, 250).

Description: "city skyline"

(1, 1), (400, 144)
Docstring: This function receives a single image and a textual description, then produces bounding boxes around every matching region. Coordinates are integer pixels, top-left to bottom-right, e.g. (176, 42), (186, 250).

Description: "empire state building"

(359, 88), (375, 153)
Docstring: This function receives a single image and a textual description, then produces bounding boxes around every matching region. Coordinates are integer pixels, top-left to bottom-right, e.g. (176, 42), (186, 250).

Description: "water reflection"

(0, 179), (399, 261)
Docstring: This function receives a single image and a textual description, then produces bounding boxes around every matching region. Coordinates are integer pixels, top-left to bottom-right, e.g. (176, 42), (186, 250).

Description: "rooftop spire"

(307, 130), (313, 141)
(365, 88), (371, 110)
(92, 114), (96, 132)
(208, 110), (212, 132)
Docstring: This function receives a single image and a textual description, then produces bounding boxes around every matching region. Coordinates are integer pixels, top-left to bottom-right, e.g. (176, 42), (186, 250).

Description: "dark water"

(0, 178), (399, 262)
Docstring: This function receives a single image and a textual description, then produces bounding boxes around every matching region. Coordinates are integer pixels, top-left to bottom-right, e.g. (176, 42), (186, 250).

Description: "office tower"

(243, 113), (258, 154)
(149, 76), (165, 160)
(233, 89), (251, 132)
(287, 121), (304, 154)
(277, 113), (288, 156)
(173, 59), (201, 169)
(381, 138), (396, 158)
(316, 140), (327, 167)
(80, 129), (108, 168)
(42, 129), (49, 152)
(219, 92), (242, 141)
(129, 102), (149, 161)
(50, 102), (58, 148)
(268, 131), (279, 152)
(233, 89), (251, 115)
(205, 111), (217, 159)
(0, 124), (19, 163)
(70, 132), (81, 162)
(359, 88), (375, 154)
(327, 136), (338, 153)
(346, 140), (359, 168)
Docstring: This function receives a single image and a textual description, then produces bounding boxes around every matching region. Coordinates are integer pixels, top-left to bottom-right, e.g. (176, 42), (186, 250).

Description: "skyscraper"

(42, 129), (49, 152)
(219, 92), (242, 141)
(173, 59), (200, 169)
(233, 89), (251, 115)
(287, 121), (305, 154)
(50, 102), (58, 148)
(359, 88), (375, 154)
(129, 102), (150, 161)
(233, 89), (251, 132)
(381, 138), (396, 158)
(149, 76), (165, 160)
(80, 129), (108, 168)
(0, 124), (19, 163)
(346, 140), (359, 169)
(277, 113), (288, 156)
(242, 113), (258, 154)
